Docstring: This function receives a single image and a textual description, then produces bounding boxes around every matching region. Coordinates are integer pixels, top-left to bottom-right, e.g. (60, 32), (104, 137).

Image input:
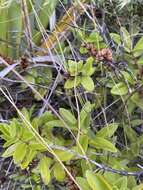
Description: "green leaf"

(137, 55), (143, 65)
(133, 36), (143, 57)
(9, 118), (20, 138)
(90, 137), (118, 152)
(124, 126), (137, 142)
(86, 32), (102, 43)
(132, 183), (143, 190)
(2, 143), (19, 158)
(29, 142), (46, 151)
(111, 82), (128, 95)
(20, 107), (31, 122)
(22, 74), (35, 89)
(80, 46), (88, 54)
(0, 124), (10, 139)
(113, 177), (127, 189)
(45, 120), (65, 128)
(20, 149), (37, 169)
(110, 33), (121, 45)
(20, 128), (33, 141)
(3, 138), (18, 148)
(77, 135), (89, 154)
(67, 60), (83, 76)
(131, 119), (143, 127)
(96, 123), (118, 138)
(39, 156), (51, 185)
(13, 142), (28, 164)
(76, 177), (92, 190)
(120, 27), (132, 52)
(80, 101), (93, 128)
(104, 172), (118, 186)
(131, 93), (143, 110)
(81, 160), (91, 175)
(77, 60), (84, 72)
(80, 101), (92, 115)
(38, 111), (55, 126)
(121, 71), (134, 84)
(59, 108), (77, 125)
(81, 76), (94, 91)
(130, 142), (140, 156)
(45, 120), (76, 129)
(127, 176), (136, 189)
(82, 57), (95, 76)
(53, 163), (66, 181)
(54, 149), (74, 161)
(35, 88), (47, 100)
(64, 76), (81, 89)
(86, 171), (112, 190)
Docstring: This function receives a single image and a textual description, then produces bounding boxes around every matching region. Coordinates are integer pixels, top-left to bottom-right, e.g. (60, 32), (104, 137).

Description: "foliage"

(0, 105), (117, 185)
(64, 57), (95, 91)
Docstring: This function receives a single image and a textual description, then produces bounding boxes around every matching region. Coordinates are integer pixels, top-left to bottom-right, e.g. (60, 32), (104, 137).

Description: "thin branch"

(49, 143), (143, 177)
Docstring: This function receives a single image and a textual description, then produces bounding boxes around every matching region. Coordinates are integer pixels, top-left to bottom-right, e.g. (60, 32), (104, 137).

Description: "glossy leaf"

(81, 76), (94, 91)
(3, 138), (18, 148)
(45, 120), (65, 128)
(120, 27), (132, 52)
(77, 135), (89, 154)
(20, 128), (34, 141)
(59, 108), (77, 125)
(131, 119), (143, 127)
(110, 33), (121, 45)
(81, 160), (90, 175)
(80, 46), (88, 54)
(113, 176), (127, 189)
(80, 101), (93, 128)
(133, 36), (143, 57)
(64, 76), (81, 89)
(54, 149), (74, 161)
(13, 142), (28, 164)
(0, 124), (10, 139)
(67, 60), (83, 76)
(132, 184), (143, 190)
(20, 149), (37, 169)
(9, 119), (19, 138)
(86, 171), (112, 190)
(111, 82), (128, 95)
(137, 55), (143, 65)
(121, 71), (134, 84)
(2, 143), (19, 158)
(29, 142), (46, 151)
(124, 126), (137, 142)
(131, 93), (143, 110)
(76, 177), (92, 190)
(39, 156), (51, 185)
(82, 57), (95, 76)
(87, 32), (102, 43)
(45, 119), (76, 129)
(90, 137), (118, 152)
(38, 111), (55, 126)
(96, 123), (118, 138)
(53, 163), (66, 181)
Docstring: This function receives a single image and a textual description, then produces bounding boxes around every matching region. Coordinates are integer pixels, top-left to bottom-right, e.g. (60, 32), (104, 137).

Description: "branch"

(49, 143), (143, 177)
